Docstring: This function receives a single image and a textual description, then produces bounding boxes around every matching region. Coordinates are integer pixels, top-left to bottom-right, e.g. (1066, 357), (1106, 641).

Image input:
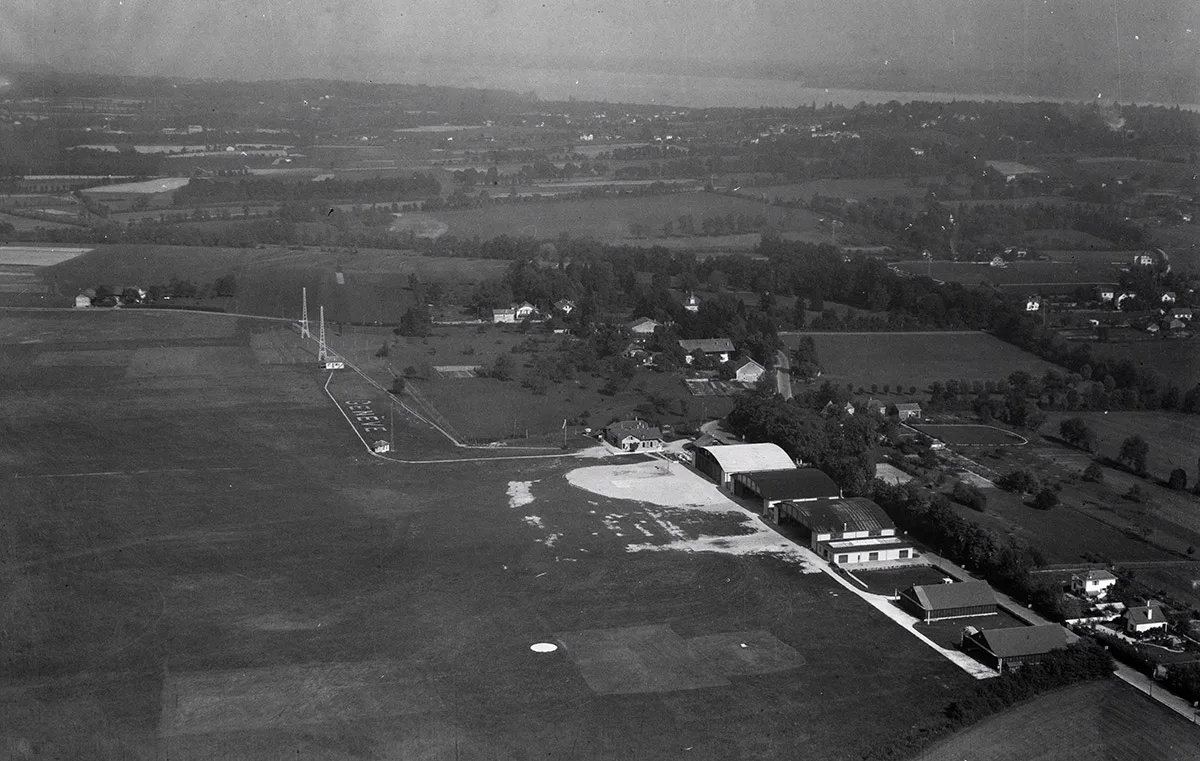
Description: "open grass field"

(916, 679), (1200, 761)
(913, 424), (1028, 447)
(1087, 338), (1200, 390)
(892, 259), (1121, 286)
(0, 308), (988, 760)
(321, 325), (728, 443)
(46, 244), (509, 323)
(781, 331), (1059, 391)
(1043, 411), (1200, 485)
(0, 245), (94, 266)
(756, 178), (933, 203)
(387, 192), (826, 242)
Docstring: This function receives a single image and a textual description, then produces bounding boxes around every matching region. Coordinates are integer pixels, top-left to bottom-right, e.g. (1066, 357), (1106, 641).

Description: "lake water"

(393, 62), (1198, 111)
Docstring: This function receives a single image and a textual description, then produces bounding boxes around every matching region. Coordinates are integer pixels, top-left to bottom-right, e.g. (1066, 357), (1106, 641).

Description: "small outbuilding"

(734, 358), (766, 384)
(694, 443), (793, 488)
(960, 624), (1072, 672)
(894, 402), (922, 421)
(900, 581), (998, 622)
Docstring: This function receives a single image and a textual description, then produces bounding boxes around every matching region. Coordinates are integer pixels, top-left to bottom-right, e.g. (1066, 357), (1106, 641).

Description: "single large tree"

(1118, 434), (1150, 475)
(1059, 417), (1096, 452)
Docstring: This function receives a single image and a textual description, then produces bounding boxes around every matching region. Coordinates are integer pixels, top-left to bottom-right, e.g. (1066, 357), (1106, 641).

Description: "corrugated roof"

(740, 468), (840, 500)
(679, 338), (735, 354)
(697, 443), (793, 475)
(781, 497), (892, 534)
(975, 625), (1070, 658)
(907, 581), (996, 611)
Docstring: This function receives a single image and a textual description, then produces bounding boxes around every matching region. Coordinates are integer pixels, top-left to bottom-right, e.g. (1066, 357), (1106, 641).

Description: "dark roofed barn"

(960, 624), (1072, 672)
(732, 468), (841, 510)
(900, 581), (997, 622)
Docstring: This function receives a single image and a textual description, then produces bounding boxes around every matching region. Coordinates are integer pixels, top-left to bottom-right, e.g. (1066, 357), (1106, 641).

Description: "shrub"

(1032, 486), (1060, 510)
(1082, 462), (1104, 482)
(951, 480), (988, 511)
(997, 469), (1040, 495)
(1168, 468), (1188, 491)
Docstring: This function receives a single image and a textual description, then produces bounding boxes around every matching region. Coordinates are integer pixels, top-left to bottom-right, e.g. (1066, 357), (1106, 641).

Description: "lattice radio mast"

(300, 287), (310, 338)
(317, 305), (328, 362)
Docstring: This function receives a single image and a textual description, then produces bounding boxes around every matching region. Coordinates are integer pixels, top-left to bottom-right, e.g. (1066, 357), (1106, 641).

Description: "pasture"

(386, 192), (827, 242)
(757, 177), (933, 203)
(0, 245), (94, 266)
(1088, 338), (1200, 390)
(0, 309), (982, 760)
(917, 679), (1200, 761)
(781, 331), (1059, 391)
(1043, 411), (1200, 485)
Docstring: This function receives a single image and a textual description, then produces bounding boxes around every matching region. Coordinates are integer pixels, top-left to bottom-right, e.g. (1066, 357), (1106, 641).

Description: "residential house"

(894, 402), (922, 421)
(1071, 570), (1118, 599)
(1133, 253), (1156, 267)
(989, 256), (1007, 268)
(821, 400), (856, 417)
(1166, 306), (1193, 322)
(683, 293), (701, 313)
(372, 440), (391, 454)
(734, 358), (766, 384)
(863, 398), (888, 416)
(679, 338), (735, 364)
(960, 625), (1072, 672)
(1126, 601), (1169, 636)
(1025, 297), (1041, 312)
(74, 293), (92, 308)
(625, 317), (660, 336)
(493, 301), (537, 324)
(604, 420), (664, 452)
(1116, 292), (1138, 310)
(1161, 291), (1177, 305)
(900, 581), (998, 622)
(554, 298), (575, 315)
(1163, 318), (1187, 333)
(1096, 285), (1117, 303)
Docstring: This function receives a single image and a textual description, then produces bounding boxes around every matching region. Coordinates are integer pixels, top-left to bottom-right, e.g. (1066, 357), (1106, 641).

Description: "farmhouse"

(961, 624), (1071, 672)
(626, 317), (660, 336)
(734, 358), (766, 384)
(894, 402), (922, 421)
(694, 442), (793, 488)
(1071, 570), (1118, 599)
(900, 581), (998, 622)
(603, 420), (663, 452)
(493, 302), (537, 324)
(732, 468), (841, 512)
(1125, 601), (1169, 636)
(679, 338), (734, 364)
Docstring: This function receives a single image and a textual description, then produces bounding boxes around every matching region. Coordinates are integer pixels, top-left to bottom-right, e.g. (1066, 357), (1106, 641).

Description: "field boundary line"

(321, 372), (586, 465)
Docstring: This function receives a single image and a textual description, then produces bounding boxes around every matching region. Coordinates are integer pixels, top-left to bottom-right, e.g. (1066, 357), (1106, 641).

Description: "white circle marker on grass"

(530, 642), (558, 653)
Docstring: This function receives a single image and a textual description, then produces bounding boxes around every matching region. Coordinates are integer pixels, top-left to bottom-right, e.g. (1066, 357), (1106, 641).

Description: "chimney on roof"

(1146, 607), (1153, 620)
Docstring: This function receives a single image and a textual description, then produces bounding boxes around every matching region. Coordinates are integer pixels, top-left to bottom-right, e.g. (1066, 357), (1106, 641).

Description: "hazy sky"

(3, 0), (1198, 98)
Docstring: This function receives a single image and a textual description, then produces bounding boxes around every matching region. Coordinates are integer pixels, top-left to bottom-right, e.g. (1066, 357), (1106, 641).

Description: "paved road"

(778, 330), (982, 336)
(1113, 662), (1200, 724)
(774, 349), (792, 399)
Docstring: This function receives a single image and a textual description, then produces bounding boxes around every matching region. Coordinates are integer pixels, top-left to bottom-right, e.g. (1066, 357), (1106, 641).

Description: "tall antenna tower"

(317, 305), (327, 362)
(300, 287), (310, 338)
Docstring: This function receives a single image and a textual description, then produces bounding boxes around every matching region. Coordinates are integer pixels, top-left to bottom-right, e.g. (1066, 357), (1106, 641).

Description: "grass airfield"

(0, 309), (982, 760)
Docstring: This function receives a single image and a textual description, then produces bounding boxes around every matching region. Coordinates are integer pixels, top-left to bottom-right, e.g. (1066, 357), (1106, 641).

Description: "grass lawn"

(782, 331), (1059, 392)
(917, 679), (1200, 761)
(853, 565), (950, 595)
(1, 309), (985, 760)
(914, 610), (1028, 650)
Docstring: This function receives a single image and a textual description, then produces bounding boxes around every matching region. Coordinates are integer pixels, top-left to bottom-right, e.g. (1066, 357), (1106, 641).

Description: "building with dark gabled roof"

(960, 624), (1072, 672)
(732, 468), (841, 511)
(900, 581), (997, 622)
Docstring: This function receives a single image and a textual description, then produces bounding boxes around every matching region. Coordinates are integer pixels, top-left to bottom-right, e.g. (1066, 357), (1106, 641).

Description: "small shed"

(894, 402), (922, 421)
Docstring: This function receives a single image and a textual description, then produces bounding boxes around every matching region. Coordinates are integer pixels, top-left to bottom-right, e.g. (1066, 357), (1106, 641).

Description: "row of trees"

(173, 175), (441, 205)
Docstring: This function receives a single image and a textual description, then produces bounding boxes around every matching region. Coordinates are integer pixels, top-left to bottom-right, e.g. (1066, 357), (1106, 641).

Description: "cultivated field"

(0, 309), (984, 760)
(0, 245), (94, 266)
(917, 679), (1200, 761)
(387, 192), (827, 242)
(781, 331), (1059, 391)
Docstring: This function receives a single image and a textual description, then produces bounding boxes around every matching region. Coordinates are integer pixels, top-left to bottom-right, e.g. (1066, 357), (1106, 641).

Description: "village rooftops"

(678, 338), (735, 354)
(780, 497), (892, 535)
(905, 581), (996, 611)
